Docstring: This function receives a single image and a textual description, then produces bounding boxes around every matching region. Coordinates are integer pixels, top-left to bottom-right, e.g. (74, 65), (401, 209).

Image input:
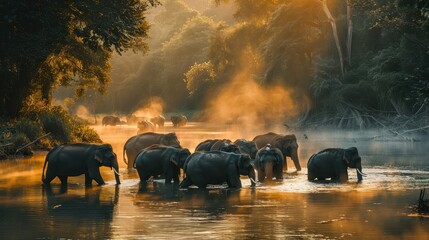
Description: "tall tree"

(0, 0), (158, 118)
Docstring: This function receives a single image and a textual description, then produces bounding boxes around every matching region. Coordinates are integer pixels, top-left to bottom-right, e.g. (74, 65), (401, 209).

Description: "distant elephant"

(180, 151), (256, 189)
(195, 139), (240, 153)
(253, 132), (301, 171)
(137, 120), (155, 134)
(134, 145), (191, 184)
(307, 147), (365, 183)
(102, 116), (121, 126)
(123, 132), (181, 169)
(150, 115), (165, 127)
(254, 144), (284, 182)
(126, 114), (146, 125)
(42, 143), (120, 186)
(171, 114), (187, 127)
(233, 139), (258, 159)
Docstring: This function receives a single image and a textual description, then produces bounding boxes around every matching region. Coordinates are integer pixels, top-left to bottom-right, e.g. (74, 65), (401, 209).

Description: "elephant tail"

(42, 147), (57, 182)
(123, 145), (128, 165)
(41, 157), (48, 182)
(123, 136), (136, 165)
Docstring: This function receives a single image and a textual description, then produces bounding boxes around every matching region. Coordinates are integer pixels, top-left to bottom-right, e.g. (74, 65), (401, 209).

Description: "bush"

(39, 108), (73, 144)
(0, 105), (102, 159)
(15, 120), (44, 143)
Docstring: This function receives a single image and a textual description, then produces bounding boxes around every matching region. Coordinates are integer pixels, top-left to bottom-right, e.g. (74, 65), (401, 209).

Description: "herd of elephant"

(102, 114), (188, 131)
(41, 131), (365, 189)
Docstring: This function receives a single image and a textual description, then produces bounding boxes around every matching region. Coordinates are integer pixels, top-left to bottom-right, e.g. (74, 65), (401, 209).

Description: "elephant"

(42, 143), (120, 186)
(150, 115), (165, 127)
(123, 132), (181, 169)
(233, 139), (258, 159)
(102, 116), (121, 126)
(254, 144), (284, 182)
(194, 139), (218, 151)
(134, 145), (191, 184)
(171, 114), (187, 127)
(307, 147), (365, 183)
(195, 139), (240, 153)
(180, 151), (256, 189)
(253, 132), (301, 171)
(137, 120), (155, 134)
(126, 114), (146, 125)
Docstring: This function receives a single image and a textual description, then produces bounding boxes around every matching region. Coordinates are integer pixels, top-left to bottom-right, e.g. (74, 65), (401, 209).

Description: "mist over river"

(0, 123), (428, 239)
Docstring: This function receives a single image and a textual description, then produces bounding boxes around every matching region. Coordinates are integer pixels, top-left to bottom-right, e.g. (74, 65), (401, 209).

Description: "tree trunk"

(320, 0), (344, 78)
(3, 61), (36, 118)
(346, 0), (353, 66)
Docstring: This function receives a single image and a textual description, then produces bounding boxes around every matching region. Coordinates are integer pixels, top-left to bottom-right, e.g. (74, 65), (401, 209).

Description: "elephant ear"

(169, 152), (179, 165)
(255, 151), (263, 169)
(94, 148), (103, 164)
(274, 149), (284, 165)
(342, 149), (351, 166)
(344, 147), (359, 167)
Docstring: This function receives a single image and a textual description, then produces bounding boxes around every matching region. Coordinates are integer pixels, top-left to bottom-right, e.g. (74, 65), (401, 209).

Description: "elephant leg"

(257, 169), (265, 182)
(91, 170), (105, 186)
(172, 173), (180, 184)
(339, 172), (348, 183)
(59, 176), (68, 186)
(164, 175), (173, 184)
(85, 174), (93, 186)
(228, 175), (242, 189)
(307, 167), (316, 181)
(275, 168), (283, 180)
(179, 177), (193, 188)
(137, 169), (150, 182)
(164, 166), (174, 184)
(43, 168), (57, 185)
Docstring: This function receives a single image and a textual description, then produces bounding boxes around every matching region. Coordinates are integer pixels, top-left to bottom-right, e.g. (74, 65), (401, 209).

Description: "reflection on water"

(0, 123), (428, 239)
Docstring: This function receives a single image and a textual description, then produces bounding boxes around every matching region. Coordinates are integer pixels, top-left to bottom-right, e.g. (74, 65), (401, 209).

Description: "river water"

(0, 123), (428, 239)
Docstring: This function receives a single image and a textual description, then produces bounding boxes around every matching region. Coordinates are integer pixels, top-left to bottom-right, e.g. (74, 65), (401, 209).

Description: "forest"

(57, 0), (429, 130)
(1, 0), (429, 156)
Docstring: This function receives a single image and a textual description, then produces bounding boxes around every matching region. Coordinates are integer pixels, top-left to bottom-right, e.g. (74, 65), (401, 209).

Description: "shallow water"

(0, 123), (428, 239)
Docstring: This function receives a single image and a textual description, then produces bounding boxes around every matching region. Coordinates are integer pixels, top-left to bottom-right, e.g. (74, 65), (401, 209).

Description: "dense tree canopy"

(0, 0), (158, 118)
(16, 0), (427, 130)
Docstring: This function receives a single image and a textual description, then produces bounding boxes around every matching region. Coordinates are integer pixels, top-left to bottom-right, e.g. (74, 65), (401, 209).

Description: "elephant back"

(252, 132), (281, 149)
(195, 139), (217, 152)
(234, 139), (258, 159)
(124, 132), (180, 166)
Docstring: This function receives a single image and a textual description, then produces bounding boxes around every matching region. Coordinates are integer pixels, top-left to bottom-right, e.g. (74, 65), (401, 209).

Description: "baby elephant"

(134, 145), (191, 184)
(255, 144), (284, 182)
(307, 147), (365, 183)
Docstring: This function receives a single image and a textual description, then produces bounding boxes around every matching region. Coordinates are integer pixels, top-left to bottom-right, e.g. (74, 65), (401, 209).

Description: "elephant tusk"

(249, 177), (257, 184)
(112, 167), (121, 176)
(356, 168), (367, 177)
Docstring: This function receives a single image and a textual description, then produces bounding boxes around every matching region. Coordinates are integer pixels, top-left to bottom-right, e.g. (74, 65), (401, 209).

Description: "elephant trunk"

(264, 161), (274, 181)
(112, 156), (121, 185)
(291, 151), (301, 171)
(247, 165), (256, 187)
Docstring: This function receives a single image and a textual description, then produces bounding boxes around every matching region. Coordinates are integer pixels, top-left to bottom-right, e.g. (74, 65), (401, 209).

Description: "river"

(0, 122), (428, 239)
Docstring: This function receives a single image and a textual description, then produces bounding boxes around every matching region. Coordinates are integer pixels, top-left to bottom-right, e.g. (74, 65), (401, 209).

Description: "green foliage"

(39, 108), (73, 144)
(87, 7), (219, 113)
(19, 105), (101, 147)
(0, 0), (159, 118)
(72, 125), (102, 144)
(184, 62), (215, 96)
(14, 120), (44, 143)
